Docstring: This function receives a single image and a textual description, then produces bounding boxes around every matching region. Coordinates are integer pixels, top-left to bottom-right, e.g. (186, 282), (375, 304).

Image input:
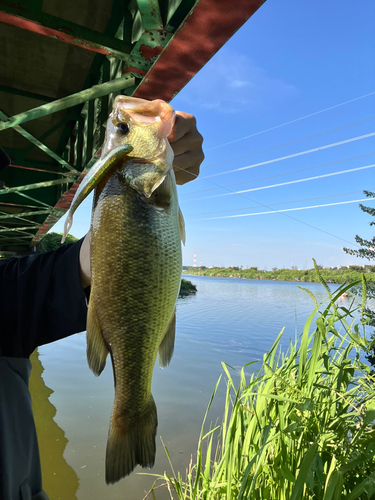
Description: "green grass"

(184, 265), (374, 285)
(151, 270), (375, 499)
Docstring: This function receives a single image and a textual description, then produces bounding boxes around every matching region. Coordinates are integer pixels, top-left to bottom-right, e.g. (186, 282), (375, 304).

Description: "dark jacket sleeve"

(0, 239), (89, 358)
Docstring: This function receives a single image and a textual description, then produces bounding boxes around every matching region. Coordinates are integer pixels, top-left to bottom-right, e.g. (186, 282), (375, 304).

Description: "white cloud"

(178, 49), (297, 114)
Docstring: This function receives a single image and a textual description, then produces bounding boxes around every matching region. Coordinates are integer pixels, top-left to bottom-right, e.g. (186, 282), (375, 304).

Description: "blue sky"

(53, 0), (375, 269)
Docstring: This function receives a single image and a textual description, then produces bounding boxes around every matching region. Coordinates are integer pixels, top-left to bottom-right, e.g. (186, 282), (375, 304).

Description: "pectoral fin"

(158, 311), (176, 368)
(87, 298), (109, 376)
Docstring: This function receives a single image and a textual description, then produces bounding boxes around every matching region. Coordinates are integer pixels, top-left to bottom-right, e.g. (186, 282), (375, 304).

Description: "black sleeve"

(0, 239), (90, 358)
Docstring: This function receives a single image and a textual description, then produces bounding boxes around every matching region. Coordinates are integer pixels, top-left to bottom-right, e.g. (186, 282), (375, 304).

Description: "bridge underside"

(0, 0), (264, 253)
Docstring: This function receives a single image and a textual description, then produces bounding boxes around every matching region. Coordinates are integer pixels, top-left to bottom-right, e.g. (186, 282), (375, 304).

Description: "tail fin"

(105, 396), (158, 484)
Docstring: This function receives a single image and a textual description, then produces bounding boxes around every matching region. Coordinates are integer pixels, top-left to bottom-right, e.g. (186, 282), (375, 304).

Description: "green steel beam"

(0, 85), (54, 103)
(23, 112), (80, 155)
(0, 215), (41, 225)
(54, 0), (128, 161)
(0, 201), (42, 209)
(0, 177), (74, 194)
(0, 75), (135, 131)
(76, 116), (84, 170)
(0, 149), (58, 170)
(0, 110), (79, 173)
(86, 100), (95, 163)
(0, 235), (31, 241)
(136, 0), (163, 29)
(15, 191), (54, 208)
(0, 5), (133, 60)
(9, 165), (70, 177)
(0, 226), (40, 233)
(0, 209), (51, 219)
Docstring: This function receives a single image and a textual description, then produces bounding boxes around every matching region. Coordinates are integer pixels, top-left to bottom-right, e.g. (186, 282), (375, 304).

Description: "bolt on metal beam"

(0, 76), (135, 132)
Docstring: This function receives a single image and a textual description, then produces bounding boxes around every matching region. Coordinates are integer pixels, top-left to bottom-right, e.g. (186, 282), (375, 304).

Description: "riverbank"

(183, 265), (374, 284)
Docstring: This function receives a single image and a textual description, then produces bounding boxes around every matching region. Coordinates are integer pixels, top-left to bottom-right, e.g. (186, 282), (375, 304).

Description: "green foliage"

(184, 265), (373, 284)
(343, 191), (375, 261)
(151, 277), (375, 499)
(342, 190), (375, 369)
(38, 232), (79, 252)
(179, 279), (197, 296)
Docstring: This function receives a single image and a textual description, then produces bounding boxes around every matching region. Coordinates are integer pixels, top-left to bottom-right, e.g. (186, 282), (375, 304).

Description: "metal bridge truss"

(0, 0), (264, 253)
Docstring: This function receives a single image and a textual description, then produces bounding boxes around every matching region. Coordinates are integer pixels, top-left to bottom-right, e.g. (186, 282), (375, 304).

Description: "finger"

(173, 156), (201, 185)
(168, 112), (196, 144)
(170, 130), (203, 158)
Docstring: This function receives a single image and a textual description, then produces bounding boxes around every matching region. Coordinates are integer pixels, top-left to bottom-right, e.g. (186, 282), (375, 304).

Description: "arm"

(78, 111), (204, 286)
(0, 239), (89, 357)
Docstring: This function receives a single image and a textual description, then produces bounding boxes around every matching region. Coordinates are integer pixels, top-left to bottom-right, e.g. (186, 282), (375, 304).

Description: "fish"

(63, 95), (185, 484)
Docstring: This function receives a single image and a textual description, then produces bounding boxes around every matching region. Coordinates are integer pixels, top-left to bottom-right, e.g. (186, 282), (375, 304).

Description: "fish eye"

(117, 122), (130, 135)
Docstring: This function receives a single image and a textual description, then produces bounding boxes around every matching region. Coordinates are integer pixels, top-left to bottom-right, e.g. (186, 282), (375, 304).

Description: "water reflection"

(34, 277), (353, 499)
(29, 350), (79, 500)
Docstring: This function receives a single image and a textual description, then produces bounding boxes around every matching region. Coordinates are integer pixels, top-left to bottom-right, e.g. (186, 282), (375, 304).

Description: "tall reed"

(152, 272), (375, 500)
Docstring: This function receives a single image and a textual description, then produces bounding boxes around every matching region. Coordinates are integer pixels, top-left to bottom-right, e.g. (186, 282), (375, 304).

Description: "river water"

(32, 276), (348, 499)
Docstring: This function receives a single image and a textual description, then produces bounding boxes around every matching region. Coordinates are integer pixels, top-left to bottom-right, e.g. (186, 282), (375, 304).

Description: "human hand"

(168, 111), (204, 185)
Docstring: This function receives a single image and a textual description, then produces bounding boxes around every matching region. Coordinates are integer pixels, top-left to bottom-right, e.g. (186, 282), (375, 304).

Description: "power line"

(176, 143), (373, 250)
(193, 197), (375, 226)
(205, 90), (375, 152)
(202, 116), (375, 171)
(186, 190), (368, 217)
(181, 153), (375, 197)
(183, 163), (375, 202)
(203, 132), (375, 179)
(178, 162), (371, 248)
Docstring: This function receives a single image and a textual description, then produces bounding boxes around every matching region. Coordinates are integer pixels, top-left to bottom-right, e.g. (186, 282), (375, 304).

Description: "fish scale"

(90, 172), (182, 482)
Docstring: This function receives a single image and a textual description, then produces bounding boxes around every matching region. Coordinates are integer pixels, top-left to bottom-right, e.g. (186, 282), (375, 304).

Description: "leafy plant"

(150, 269), (375, 499)
(343, 190), (375, 369)
(38, 232), (78, 252)
(179, 279), (197, 296)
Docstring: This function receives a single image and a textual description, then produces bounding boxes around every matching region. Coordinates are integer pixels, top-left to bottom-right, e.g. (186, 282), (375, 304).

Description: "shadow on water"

(29, 349), (79, 500)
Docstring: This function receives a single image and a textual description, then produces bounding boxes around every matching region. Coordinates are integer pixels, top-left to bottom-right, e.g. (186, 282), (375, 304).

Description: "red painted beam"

(0, 11), (128, 60)
(133, 0), (266, 102)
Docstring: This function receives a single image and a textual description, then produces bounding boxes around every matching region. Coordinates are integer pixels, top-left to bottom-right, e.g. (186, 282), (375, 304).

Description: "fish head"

(102, 96), (175, 198)
(102, 96), (175, 161)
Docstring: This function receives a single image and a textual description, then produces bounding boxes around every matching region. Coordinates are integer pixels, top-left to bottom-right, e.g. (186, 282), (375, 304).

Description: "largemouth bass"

(63, 96), (185, 484)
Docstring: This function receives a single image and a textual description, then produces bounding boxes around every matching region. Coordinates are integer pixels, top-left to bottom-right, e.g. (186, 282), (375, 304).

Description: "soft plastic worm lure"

(62, 144), (133, 242)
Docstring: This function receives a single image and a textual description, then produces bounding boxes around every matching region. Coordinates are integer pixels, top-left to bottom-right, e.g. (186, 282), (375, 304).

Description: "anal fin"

(158, 310), (176, 368)
(87, 298), (109, 376)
